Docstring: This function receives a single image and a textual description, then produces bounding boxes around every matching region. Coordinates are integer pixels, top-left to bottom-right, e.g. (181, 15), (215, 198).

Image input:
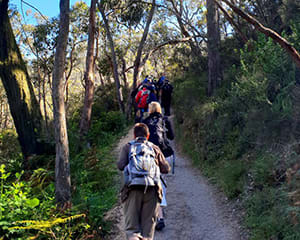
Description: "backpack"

(138, 89), (150, 109)
(124, 139), (160, 187)
(162, 82), (173, 94)
(145, 115), (174, 158)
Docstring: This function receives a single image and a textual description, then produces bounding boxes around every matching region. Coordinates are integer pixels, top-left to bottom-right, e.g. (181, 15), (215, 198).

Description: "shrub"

(0, 165), (89, 239)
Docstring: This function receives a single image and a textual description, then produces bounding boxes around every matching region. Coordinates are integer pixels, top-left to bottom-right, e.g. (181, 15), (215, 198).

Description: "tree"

(0, 0), (49, 160)
(52, 0), (71, 208)
(167, 0), (203, 56)
(99, 0), (125, 113)
(79, 0), (97, 138)
(219, 0), (300, 69)
(206, 0), (222, 96)
(126, 0), (156, 119)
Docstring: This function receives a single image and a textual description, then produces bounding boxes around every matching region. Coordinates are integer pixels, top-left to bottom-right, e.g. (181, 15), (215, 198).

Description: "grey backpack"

(124, 138), (160, 187)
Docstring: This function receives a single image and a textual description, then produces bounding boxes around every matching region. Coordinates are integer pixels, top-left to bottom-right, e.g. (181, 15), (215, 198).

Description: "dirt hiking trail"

(105, 120), (247, 240)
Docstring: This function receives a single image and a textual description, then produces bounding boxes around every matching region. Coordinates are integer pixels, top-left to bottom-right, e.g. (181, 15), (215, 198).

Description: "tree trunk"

(99, 1), (125, 113)
(126, 0), (156, 119)
(79, 0), (97, 138)
(42, 72), (49, 136)
(52, 0), (71, 208)
(206, 0), (223, 96)
(0, 0), (47, 159)
(121, 57), (128, 90)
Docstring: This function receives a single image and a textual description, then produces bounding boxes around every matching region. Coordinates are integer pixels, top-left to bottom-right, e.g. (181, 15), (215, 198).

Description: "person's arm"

(164, 117), (174, 140)
(153, 145), (170, 174)
(117, 144), (130, 171)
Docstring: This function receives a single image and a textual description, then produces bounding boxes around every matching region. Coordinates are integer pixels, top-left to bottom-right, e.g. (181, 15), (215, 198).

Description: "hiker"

(154, 75), (165, 101)
(161, 79), (173, 116)
(143, 101), (174, 231)
(131, 81), (143, 123)
(117, 123), (170, 240)
(135, 79), (157, 122)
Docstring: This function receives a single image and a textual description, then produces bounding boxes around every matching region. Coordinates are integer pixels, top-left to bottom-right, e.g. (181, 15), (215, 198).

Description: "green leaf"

(26, 198), (40, 208)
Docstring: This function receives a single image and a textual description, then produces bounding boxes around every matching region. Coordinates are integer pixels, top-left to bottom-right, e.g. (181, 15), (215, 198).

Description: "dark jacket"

(143, 112), (174, 157)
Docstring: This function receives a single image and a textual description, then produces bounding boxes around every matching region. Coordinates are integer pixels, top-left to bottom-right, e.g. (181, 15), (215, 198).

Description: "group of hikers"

(132, 75), (174, 123)
(117, 74), (174, 239)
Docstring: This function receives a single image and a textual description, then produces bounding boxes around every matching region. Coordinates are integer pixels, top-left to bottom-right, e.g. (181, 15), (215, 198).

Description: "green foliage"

(0, 130), (22, 170)
(0, 165), (56, 239)
(173, 32), (300, 239)
(71, 139), (124, 234)
(88, 111), (126, 146)
(245, 187), (300, 240)
(120, 0), (145, 26)
(217, 160), (246, 199)
(69, 105), (128, 234)
(250, 153), (275, 187)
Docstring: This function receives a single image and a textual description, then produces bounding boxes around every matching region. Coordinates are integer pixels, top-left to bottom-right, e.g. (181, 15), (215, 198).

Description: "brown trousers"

(123, 186), (159, 240)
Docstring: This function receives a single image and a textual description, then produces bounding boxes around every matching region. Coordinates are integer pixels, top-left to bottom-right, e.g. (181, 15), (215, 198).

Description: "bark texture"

(0, 0), (46, 159)
(207, 0), (223, 96)
(79, 0), (97, 138)
(52, 0), (71, 207)
(99, 1), (125, 113)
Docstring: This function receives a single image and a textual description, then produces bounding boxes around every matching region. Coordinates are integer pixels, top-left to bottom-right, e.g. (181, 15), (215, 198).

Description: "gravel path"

(104, 123), (245, 240)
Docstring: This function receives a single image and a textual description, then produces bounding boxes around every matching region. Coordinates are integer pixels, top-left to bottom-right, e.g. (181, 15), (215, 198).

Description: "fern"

(9, 214), (87, 230)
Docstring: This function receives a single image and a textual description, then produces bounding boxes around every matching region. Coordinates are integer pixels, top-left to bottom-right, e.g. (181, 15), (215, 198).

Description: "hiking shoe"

(155, 218), (165, 231)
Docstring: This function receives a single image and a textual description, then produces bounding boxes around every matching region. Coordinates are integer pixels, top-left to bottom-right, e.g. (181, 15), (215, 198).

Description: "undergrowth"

(0, 104), (129, 239)
(173, 35), (300, 239)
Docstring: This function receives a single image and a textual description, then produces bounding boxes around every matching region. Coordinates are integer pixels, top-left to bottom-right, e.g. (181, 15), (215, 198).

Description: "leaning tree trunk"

(99, 1), (125, 113)
(219, 0), (300, 69)
(0, 0), (48, 160)
(79, 0), (97, 138)
(206, 0), (223, 97)
(52, 0), (71, 208)
(126, 0), (156, 119)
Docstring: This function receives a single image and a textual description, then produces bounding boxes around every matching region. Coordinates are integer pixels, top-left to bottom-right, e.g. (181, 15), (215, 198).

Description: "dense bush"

(0, 94), (128, 239)
(173, 34), (300, 239)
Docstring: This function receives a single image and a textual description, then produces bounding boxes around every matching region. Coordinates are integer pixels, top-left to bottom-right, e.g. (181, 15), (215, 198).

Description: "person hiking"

(154, 75), (165, 101)
(135, 79), (157, 122)
(142, 102), (174, 231)
(117, 123), (170, 240)
(161, 79), (173, 116)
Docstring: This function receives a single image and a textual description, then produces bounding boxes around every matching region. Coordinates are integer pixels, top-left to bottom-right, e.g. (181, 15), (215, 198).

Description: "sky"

(10, 0), (89, 22)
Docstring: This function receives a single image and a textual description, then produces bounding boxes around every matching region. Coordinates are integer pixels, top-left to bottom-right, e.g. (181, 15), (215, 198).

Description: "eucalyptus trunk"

(52, 0), (71, 208)
(0, 0), (47, 160)
(207, 0), (223, 96)
(99, 1), (125, 113)
(79, 0), (97, 138)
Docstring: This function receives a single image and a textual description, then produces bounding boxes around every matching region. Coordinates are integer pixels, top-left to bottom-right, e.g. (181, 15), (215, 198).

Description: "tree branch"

(219, 0), (300, 69)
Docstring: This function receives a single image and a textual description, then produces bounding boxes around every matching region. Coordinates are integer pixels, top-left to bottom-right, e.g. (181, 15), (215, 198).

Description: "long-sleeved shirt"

(117, 138), (170, 202)
(117, 138), (170, 174)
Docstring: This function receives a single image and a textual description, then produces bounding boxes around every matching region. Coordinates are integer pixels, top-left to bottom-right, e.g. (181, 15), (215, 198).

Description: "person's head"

(134, 123), (150, 139)
(148, 101), (162, 114)
(159, 76), (165, 82)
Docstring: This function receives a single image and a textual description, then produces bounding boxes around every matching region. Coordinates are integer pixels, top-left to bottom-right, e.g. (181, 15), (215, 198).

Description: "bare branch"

(219, 0), (300, 69)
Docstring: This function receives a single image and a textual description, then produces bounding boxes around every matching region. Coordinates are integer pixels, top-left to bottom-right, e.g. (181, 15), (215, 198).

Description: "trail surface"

(105, 122), (246, 240)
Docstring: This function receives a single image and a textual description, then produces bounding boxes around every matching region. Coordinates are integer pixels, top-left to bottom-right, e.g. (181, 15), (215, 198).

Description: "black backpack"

(162, 82), (173, 94)
(144, 115), (174, 158)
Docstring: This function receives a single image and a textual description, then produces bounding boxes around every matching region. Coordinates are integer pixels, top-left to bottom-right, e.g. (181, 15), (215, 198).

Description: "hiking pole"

(172, 153), (175, 174)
